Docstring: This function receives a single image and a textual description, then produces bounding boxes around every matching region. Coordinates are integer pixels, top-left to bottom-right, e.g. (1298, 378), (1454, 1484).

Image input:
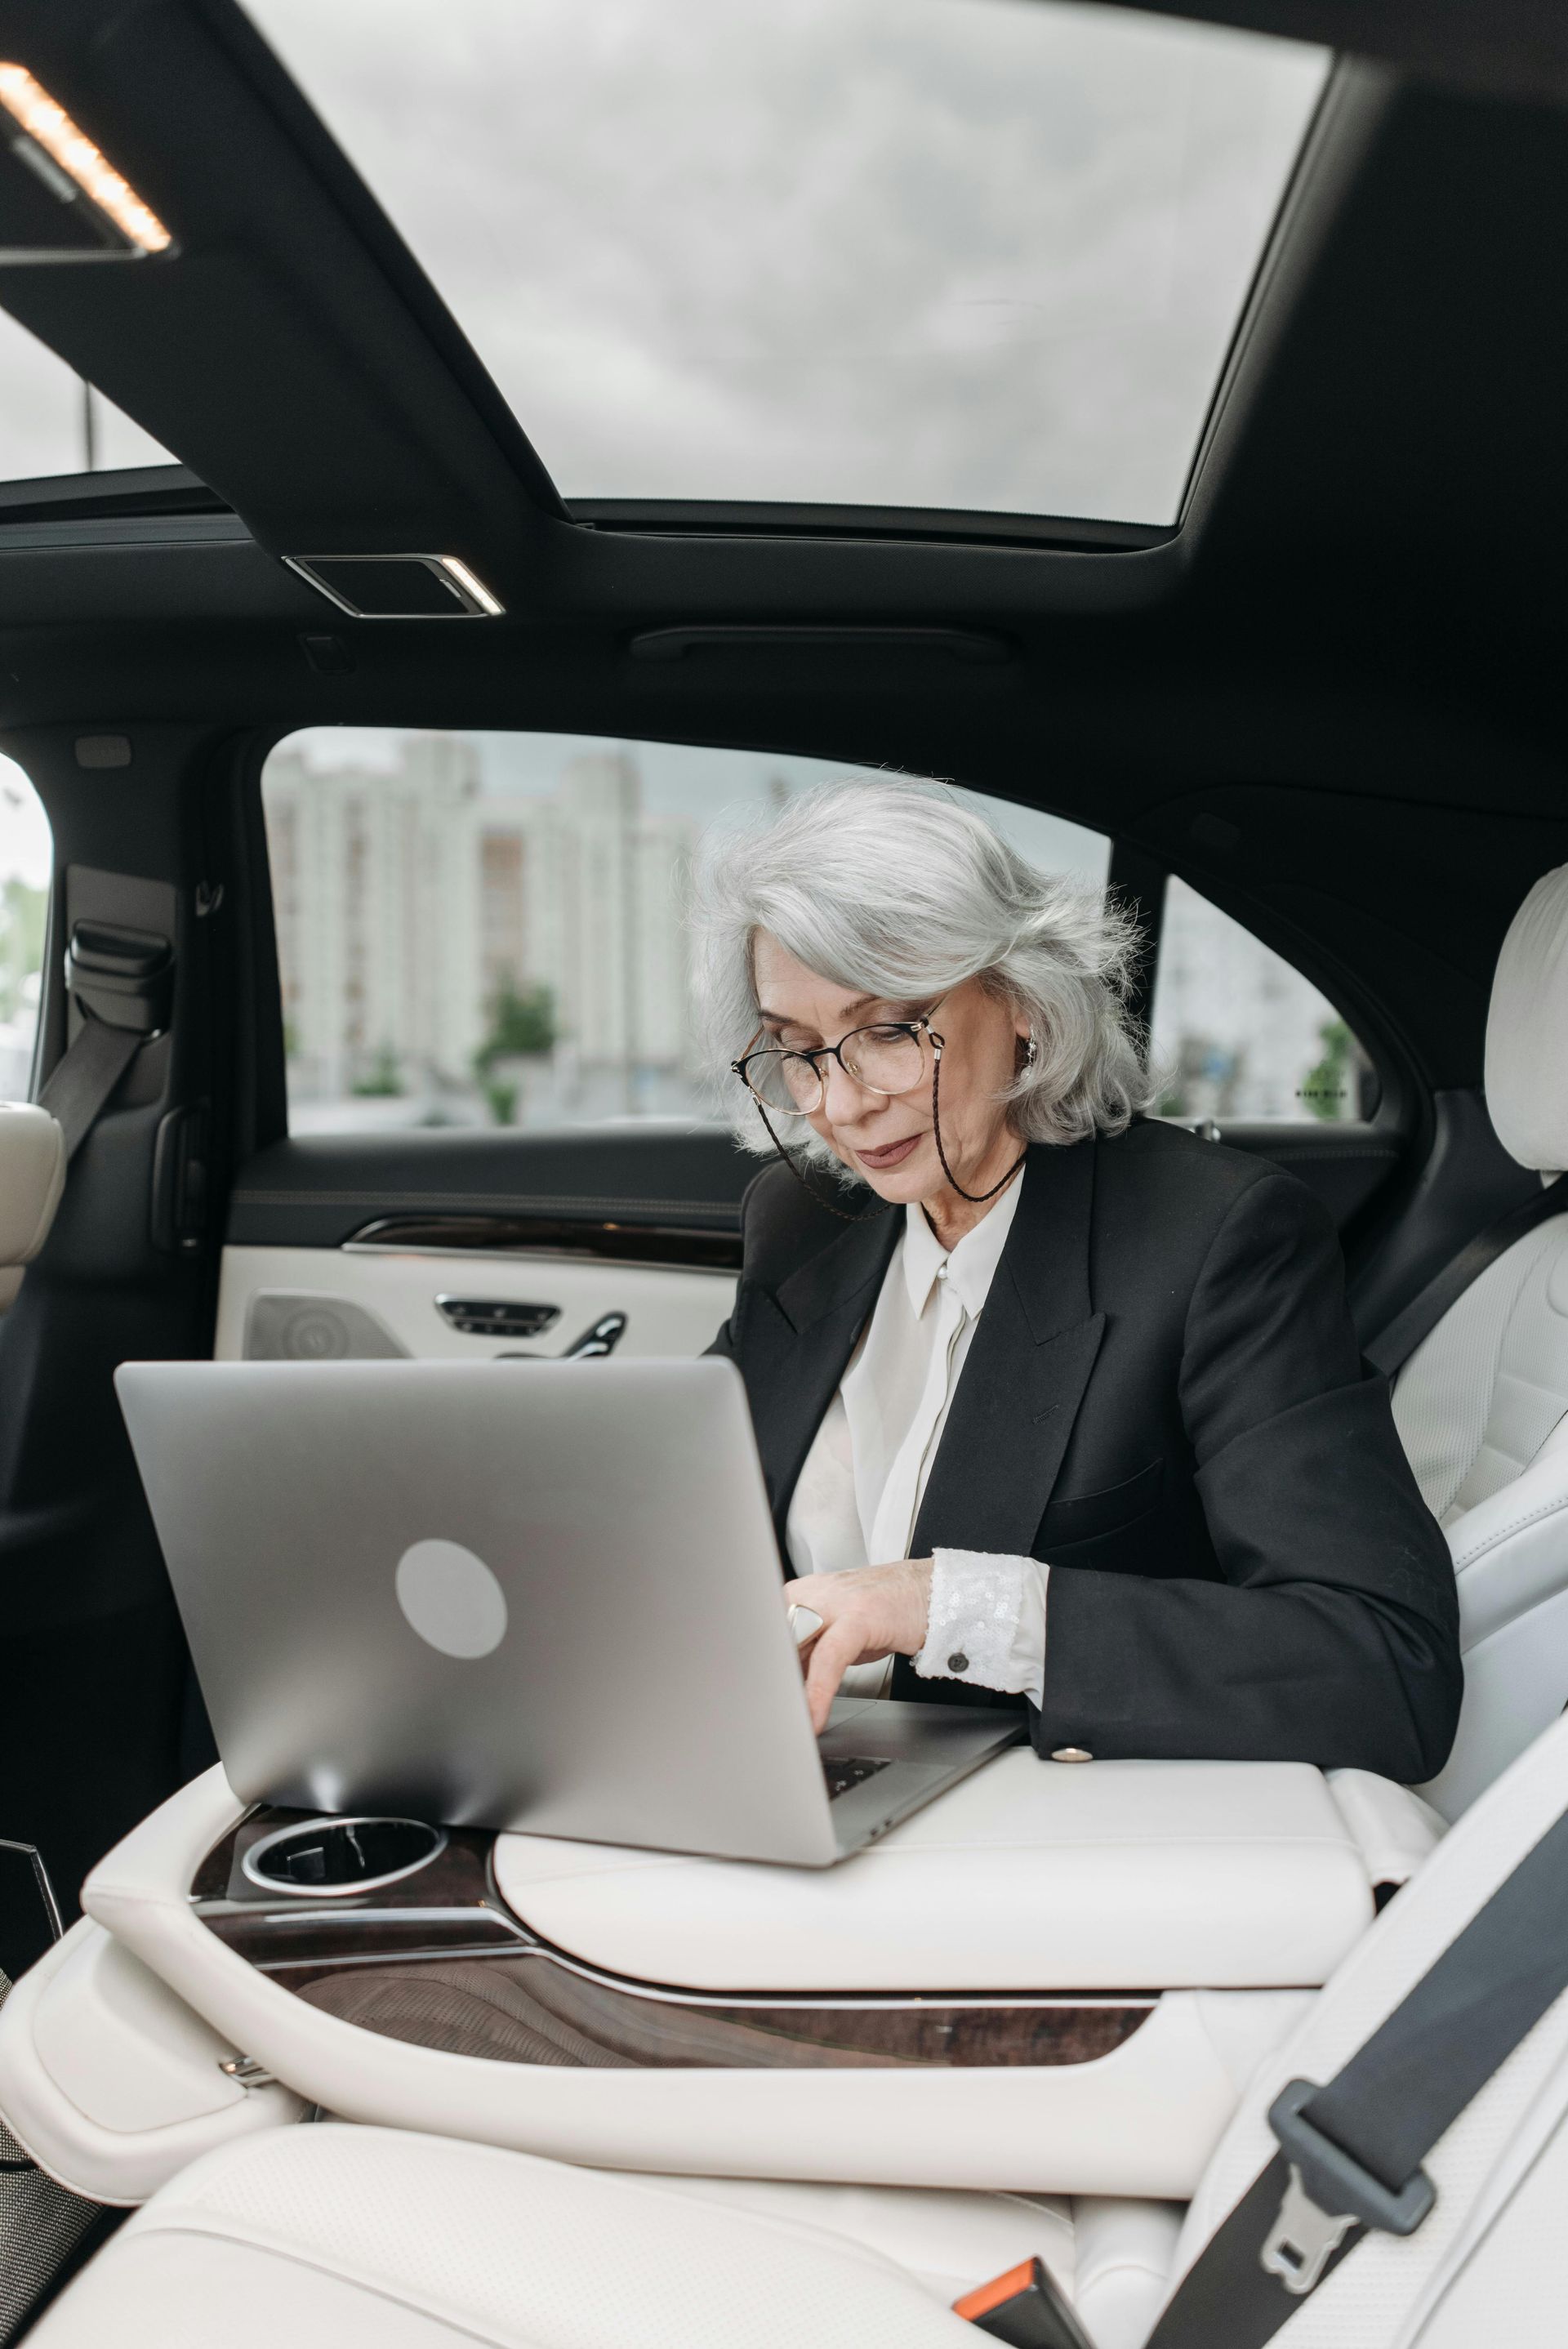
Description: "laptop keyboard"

(822, 1754), (893, 1800)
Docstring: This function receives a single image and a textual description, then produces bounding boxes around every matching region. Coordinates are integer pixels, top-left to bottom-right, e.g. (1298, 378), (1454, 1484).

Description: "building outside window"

(261, 733), (1107, 1134)
(0, 757), (51, 1100)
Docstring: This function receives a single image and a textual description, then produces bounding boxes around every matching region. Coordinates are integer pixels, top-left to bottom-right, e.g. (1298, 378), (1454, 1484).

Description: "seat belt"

(1138, 1802), (1568, 2349)
(1364, 1170), (1568, 1378)
(34, 920), (173, 1161)
(38, 1016), (144, 1159)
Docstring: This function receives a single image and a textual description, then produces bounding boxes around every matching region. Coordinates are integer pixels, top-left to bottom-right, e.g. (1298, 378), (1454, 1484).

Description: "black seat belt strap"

(1365, 1171), (1568, 1378)
(33, 920), (173, 1161)
(1143, 1803), (1568, 2349)
(37, 1015), (144, 1159)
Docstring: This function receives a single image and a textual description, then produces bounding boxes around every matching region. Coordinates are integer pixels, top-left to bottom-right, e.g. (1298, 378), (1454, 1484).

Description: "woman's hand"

(786, 1560), (933, 1733)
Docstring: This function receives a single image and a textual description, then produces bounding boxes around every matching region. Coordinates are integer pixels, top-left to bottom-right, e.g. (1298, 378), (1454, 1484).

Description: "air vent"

(283, 555), (504, 619)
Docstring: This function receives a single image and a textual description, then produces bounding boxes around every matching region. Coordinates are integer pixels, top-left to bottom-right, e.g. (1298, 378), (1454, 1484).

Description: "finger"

(804, 1620), (863, 1736)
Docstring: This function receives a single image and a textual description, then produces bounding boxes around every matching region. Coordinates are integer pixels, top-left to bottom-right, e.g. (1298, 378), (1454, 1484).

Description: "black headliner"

(0, 0), (1566, 1094)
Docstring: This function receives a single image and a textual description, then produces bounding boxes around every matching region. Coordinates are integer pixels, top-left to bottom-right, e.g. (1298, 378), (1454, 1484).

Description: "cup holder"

(241, 1816), (448, 1898)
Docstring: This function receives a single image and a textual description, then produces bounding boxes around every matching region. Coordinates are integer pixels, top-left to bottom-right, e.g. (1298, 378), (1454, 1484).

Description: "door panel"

(227, 1128), (755, 1250)
(221, 1126), (751, 1363)
(216, 1244), (733, 1362)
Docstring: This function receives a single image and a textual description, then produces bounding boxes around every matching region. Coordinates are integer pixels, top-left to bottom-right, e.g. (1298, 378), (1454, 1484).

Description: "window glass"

(1150, 876), (1378, 1123)
(0, 756), (51, 1097)
(243, 0), (1326, 524)
(0, 308), (173, 482)
(262, 730), (1108, 1135)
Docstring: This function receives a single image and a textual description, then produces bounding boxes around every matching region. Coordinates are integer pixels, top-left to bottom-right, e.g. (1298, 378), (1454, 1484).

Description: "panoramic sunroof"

(244, 0), (1327, 527)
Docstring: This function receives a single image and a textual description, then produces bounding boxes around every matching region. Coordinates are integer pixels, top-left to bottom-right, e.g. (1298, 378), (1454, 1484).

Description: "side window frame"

(1107, 840), (1407, 1136)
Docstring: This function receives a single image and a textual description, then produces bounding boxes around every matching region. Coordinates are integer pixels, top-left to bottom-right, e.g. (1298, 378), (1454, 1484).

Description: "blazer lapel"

(742, 1205), (902, 1559)
(911, 1137), (1105, 1559)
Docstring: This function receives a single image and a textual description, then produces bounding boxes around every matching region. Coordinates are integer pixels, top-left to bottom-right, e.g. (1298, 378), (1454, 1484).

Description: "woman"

(695, 781), (1459, 1778)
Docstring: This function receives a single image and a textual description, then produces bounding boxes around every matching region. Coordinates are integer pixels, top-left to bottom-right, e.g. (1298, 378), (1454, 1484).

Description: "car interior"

(3, 0), (1568, 2342)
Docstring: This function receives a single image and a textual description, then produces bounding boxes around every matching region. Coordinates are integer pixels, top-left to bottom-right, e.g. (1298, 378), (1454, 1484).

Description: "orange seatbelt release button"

(953, 2254), (1095, 2349)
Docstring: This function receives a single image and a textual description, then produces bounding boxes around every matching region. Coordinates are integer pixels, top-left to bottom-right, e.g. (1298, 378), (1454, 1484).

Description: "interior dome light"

(0, 62), (173, 256)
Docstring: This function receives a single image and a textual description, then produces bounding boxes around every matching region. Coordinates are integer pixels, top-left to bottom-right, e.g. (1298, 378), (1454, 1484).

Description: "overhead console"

(0, 1756), (1445, 2208)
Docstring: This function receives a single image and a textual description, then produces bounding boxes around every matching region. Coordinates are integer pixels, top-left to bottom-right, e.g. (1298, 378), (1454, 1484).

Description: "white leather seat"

(31, 1706), (1568, 2349)
(0, 1100), (65, 1312)
(1394, 862), (1568, 1814)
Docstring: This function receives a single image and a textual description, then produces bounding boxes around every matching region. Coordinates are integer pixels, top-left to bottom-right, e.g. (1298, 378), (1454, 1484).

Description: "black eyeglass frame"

(731, 1010), (945, 1117)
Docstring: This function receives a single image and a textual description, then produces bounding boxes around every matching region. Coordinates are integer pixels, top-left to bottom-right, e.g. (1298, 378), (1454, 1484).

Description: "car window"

(0, 755), (51, 1098)
(0, 307), (172, 480)
(261, 731), (1108, 1135)
(1150, 876), (1379, 1122)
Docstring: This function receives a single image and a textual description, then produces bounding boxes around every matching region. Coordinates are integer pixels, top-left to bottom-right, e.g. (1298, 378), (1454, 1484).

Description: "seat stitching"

(1452, 1489), (1568, 1571)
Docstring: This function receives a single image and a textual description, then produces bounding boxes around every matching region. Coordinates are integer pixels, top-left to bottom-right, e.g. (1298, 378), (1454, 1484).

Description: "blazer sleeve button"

(947, 1651), (969, 1674)
(1050, 1746), (1094, 1763)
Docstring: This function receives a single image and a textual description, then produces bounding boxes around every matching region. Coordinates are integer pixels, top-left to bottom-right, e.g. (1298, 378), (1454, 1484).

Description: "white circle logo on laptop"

(394, 1539), (509, 1660)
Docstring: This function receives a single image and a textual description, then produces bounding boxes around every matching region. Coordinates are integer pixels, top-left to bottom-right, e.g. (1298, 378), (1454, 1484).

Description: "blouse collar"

(900, 1163), (1025, 1322)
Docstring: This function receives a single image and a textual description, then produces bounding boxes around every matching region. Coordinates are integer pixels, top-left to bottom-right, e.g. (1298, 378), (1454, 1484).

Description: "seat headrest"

(0, 1102), (67, 1307)
(1486, 865), (1568, 1172)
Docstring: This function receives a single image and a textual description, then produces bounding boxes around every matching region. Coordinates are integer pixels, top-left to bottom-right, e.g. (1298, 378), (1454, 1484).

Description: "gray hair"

(688, 779), (1154, 1165)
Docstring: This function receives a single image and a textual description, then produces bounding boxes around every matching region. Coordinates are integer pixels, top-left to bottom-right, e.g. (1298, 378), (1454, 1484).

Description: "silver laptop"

(116, 1357), (1021, 1865)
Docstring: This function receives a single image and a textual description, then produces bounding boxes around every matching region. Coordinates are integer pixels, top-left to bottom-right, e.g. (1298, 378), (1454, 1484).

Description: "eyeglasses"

(733, 1014), (942, 1119)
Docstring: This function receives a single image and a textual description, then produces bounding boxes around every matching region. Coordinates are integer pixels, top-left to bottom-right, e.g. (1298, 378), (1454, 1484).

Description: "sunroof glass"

(243, 0), (1327, 527)
(0, 308), (173, 483)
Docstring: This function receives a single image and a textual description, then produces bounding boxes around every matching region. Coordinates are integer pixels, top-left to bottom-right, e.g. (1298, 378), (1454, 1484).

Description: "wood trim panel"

(191, 1809), (1155, 2071)
(344, 1215), (742, 1271)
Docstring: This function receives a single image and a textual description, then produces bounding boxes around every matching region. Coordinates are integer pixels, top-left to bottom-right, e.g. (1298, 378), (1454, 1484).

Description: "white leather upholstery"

(28, 2126), (999, 2349)
(492, 1753), (1378, 1991)
(1392, 1215), (1568, 1527)
(1383, 862), (1568, 1815)
(32, 1710), (1568, 2349)
(650, 2182), (1179, 2349)
(1483, 863), (1568, 1173)
(19, 2122), (1181, 2349)
(1168, 1705), (1568, 2345)
(0, 1917), (304, 2204)
(0, 1100), (65, 1309)
(1323, 1768), (1445, 1888)
(64, 1763), (1315, 2195)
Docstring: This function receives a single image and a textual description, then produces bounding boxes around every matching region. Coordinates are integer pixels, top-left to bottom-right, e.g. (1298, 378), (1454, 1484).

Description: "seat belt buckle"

(1262, 2079), (1437, 2298)
(953, 2256), (1095, 2349)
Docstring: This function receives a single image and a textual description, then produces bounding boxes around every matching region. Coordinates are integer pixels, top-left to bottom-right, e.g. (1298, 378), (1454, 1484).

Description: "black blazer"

(710, 1119), (1461, 1781)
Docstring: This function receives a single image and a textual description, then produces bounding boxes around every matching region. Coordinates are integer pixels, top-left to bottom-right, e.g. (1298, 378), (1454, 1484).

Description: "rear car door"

(220, 727), (1122, 1366)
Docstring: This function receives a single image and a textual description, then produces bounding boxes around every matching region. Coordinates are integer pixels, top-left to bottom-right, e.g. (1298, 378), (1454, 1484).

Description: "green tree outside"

(474, 981), (557, 1069)
(1300, 1018), (1352, 1122)
(0, 877), (46, 1026)
(351, 1041), (405, 1098)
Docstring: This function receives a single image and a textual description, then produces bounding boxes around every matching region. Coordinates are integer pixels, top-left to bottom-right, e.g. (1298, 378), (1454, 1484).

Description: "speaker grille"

(243, 1292), (409, 1362)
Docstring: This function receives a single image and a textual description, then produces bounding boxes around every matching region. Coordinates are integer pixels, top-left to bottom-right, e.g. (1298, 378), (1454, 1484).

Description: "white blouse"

(785, 1170), (1048, 1705)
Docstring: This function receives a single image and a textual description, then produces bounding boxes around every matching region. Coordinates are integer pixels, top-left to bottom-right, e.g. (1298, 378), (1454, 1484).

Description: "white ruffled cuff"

(914, 1549), (1048, 1706)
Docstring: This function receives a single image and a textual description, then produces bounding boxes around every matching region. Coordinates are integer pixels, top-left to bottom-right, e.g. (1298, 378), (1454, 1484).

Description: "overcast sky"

(275, 724), (1108, 880)
(245, 0), (1323, 524)
(247, 0), (1323, 523)
(0, 3), (1322, 515)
